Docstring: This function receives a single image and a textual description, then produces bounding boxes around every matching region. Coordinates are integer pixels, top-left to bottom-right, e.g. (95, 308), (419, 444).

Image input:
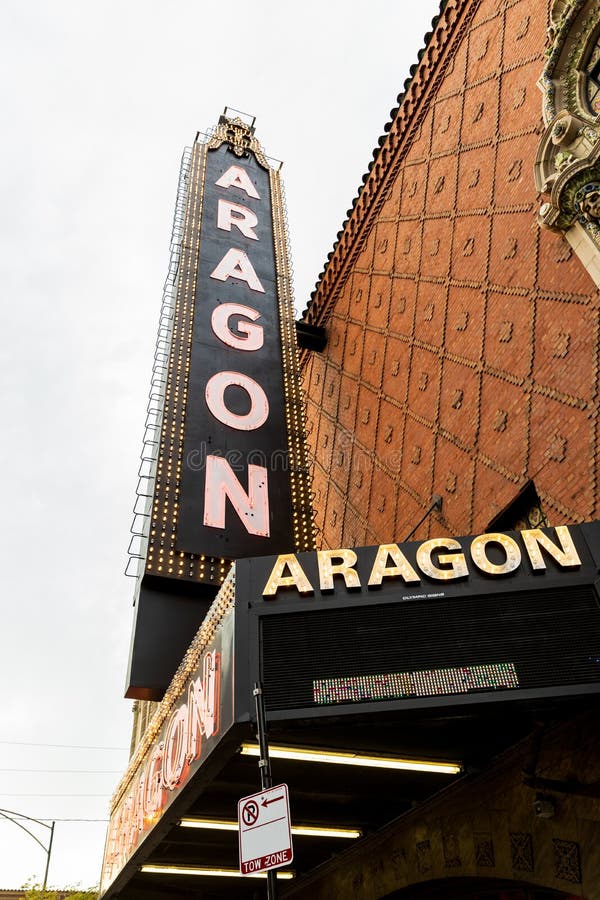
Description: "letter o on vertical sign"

(161, 706), (187, 790)
(205, 371), (269, 431)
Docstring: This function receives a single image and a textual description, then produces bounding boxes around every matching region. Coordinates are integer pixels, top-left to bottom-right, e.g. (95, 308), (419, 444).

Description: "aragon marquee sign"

(103, 582), (235, 893)
(176, 126), (301, 559)
(150, 114), (313, 579)
(126, 115), (314, 698)
(260, 525), (583, 595)
(103, 523), (600, 895)
(236, 522), (600, 718)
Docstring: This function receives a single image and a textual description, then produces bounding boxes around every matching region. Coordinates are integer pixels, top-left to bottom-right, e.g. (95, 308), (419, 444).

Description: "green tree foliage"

(20, 881), (98, 900)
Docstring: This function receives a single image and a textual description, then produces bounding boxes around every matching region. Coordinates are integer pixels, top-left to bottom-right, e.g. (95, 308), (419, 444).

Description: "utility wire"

(0, 817), (109, 822)
(0, 769), (121, 774)
(0, 741), (127, 751)
(0, 793), (112, 798)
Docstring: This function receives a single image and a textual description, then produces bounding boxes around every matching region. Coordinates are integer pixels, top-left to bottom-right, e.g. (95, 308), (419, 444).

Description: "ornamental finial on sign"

(206, 107), (272, 170)
(222, 116), (253, 157)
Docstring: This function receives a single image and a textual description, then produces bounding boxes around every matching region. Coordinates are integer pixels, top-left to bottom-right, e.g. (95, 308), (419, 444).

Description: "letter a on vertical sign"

(238, 784), (293, 875)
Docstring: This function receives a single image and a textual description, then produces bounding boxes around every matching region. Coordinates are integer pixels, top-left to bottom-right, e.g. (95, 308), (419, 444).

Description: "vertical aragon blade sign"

(178, 134), (291, 557)
(125, 116), (314, 699)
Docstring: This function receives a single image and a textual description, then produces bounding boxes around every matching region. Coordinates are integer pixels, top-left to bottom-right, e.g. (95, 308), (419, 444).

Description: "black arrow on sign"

(261, 795), (283, 807)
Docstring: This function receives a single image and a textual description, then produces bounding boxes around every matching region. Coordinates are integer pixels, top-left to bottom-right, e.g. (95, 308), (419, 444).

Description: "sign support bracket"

(253, 682), (278, 900)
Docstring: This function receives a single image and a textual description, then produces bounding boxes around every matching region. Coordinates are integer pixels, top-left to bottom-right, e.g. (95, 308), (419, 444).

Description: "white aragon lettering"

(416, 539), (469, 581)
(205, 370), (269, 431)
(317, 549), (361, 592)
(470, 533), (521, 576)
(521, 525), (582, 571)
(257, 526), (582, 602)
(161, 706), (187, 791)
(263, 553), (314, 597)
(217, 199), (259, 240)
(210, 248), (265, 293)
(215, 164), (261, 199)
(211, 303), (263, 351)
(143, 745), (163, 820)
(204, 455), (270, 536)
(368, 543), (420, 586)
(186, 650), (220, 761)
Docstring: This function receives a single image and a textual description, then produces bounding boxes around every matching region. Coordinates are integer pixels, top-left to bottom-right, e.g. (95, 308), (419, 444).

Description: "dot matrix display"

(313, 663), (519, 705)
(260, 582), (600, 714)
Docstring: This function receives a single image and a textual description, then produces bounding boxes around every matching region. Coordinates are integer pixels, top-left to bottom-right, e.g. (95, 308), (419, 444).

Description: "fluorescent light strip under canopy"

(180, 818), (362, 839)
(141, 864), (294, 880)
(239, 743), (462, 775)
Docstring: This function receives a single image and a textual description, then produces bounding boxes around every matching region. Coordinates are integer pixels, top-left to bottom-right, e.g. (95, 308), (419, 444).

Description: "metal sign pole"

(253, 682), (278, 900)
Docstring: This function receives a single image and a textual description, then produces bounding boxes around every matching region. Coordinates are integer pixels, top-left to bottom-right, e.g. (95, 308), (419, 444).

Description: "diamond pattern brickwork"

(303, 0), (600, 548)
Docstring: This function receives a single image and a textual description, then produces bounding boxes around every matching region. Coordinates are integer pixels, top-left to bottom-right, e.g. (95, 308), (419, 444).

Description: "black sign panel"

(235, 523), (600, 718)
(177, 144), (294, 559)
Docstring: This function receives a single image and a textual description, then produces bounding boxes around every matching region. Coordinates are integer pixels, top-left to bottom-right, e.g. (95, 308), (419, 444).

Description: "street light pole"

(0, 808), (56, 889)
(42, 821), (55, 890)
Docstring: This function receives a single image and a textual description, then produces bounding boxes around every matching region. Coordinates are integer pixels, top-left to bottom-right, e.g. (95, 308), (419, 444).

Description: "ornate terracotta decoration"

(535, 0), (600, 272)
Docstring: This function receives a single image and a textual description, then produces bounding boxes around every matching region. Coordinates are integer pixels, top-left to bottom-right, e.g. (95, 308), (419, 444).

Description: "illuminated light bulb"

(240, 743), (462, 775)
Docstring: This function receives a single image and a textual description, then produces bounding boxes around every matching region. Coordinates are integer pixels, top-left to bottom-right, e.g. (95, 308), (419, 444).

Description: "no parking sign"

(238, 783), (293, 875)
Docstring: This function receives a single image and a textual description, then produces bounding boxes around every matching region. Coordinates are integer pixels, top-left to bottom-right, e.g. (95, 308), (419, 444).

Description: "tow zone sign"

(238, 783), (293, 875)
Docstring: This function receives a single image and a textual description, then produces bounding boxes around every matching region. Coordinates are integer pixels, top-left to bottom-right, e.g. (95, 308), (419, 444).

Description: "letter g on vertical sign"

(211, 303), (264, 351)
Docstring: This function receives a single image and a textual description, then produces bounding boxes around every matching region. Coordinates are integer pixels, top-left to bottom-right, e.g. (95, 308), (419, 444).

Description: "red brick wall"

(302, 0), (600, 548)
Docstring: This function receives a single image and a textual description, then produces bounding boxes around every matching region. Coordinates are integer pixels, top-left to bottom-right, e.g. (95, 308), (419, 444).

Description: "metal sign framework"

(125, 117), (315, 699)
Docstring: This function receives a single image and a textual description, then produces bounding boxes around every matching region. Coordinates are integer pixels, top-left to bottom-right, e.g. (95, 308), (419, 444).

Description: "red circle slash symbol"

(242, 800), (260, 826)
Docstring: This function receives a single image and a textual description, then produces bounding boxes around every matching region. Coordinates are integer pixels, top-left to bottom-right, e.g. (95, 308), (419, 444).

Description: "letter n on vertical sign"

(176, 143), (294, 559)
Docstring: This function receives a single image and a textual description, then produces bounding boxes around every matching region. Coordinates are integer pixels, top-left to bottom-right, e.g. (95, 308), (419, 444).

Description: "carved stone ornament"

(575, 180), (600, 222)
(535, 0), (600, 257)
(207, 116), (271, 170)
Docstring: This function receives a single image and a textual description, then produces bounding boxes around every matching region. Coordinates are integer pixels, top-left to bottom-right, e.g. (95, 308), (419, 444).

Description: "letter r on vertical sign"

(217, 199), (259, 240)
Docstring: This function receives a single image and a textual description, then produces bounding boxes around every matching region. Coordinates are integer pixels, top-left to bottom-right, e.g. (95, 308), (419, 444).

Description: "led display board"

(234, 522), (600, 718)
(125, 116), (314, 698)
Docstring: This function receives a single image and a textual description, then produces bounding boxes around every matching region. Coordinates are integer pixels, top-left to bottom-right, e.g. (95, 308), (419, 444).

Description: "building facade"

(302, 0), (600, 551)
(114, 0), (600, 896)
(290, 0), (600, 896)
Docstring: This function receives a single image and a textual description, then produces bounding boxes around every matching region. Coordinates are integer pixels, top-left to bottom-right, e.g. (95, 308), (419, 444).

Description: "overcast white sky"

(0, 0), (441, 889)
